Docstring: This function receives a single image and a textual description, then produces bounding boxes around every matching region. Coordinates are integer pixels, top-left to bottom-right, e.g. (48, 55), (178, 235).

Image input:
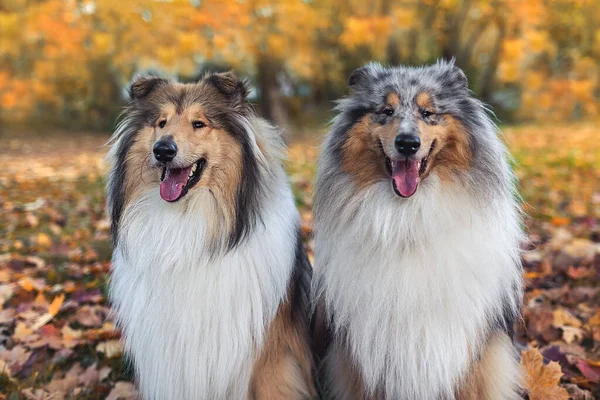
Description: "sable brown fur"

(251, 237), (317, 399)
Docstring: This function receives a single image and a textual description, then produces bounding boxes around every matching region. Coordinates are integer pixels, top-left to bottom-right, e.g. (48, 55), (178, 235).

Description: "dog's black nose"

(395, 134), (420, 156)
(153, 139), (177, 163)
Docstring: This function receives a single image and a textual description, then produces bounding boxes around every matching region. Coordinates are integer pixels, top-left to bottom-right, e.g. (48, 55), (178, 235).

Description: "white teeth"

(189, 163), (197, 178)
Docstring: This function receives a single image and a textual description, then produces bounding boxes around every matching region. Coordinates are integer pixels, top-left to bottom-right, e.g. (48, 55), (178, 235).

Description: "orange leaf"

(521, 348), (569, 400)
(19, 278), (34, 292)
(48, 294), (64, 316)
(36, 233), (52, 249)
(550, 217), (570, 227)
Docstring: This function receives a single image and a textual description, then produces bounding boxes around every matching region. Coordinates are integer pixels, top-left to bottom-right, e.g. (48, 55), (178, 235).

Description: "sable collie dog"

(106, 72), (316, 399)
(312, 61), (524, 399)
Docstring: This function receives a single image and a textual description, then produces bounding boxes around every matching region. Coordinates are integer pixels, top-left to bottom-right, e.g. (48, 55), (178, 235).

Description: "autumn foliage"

(1, 0), (600, 128)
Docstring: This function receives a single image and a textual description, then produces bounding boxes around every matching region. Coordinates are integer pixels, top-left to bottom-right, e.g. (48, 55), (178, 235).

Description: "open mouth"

(159, 158), (206, 202)
(384, 140), (436, 198)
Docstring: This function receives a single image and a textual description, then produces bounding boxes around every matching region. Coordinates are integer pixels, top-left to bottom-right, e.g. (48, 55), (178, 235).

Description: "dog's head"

(336, 61), (477, 198)
(127, 72), (254, 202)
(107, 72), (263, 247)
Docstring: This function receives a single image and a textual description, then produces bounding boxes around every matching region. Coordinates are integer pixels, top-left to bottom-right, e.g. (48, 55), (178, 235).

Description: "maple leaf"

(521, 348), (570, 400)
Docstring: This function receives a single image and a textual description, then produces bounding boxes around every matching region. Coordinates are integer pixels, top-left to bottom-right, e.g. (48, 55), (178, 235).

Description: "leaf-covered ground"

(0, 125), (598, 399)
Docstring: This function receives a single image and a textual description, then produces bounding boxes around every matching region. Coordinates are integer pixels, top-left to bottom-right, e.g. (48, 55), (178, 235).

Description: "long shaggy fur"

(312, 60), (524, 399)
(107, 74), (315, 399)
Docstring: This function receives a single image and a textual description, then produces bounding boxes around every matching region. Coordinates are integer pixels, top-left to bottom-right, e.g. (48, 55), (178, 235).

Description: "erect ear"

(204, 71), (250, 112)
(452, 65), (468, 89)
(128, 76), (169, 101)
(438, 58), (468, 89)
(348, 62), (383, 91)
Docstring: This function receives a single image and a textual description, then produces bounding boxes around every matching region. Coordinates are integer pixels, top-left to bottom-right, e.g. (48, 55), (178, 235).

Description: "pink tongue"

(392, 159), (420, 197)
(159, 167), (192, 202)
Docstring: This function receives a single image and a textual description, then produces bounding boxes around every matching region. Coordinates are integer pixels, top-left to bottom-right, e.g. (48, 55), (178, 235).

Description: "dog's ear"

(205, 71), (250, 112)
(438, 58), (468, 90)
(128, 76), (169, 101)
(348, 62), (383, 91)
(451, 65), (468, 89)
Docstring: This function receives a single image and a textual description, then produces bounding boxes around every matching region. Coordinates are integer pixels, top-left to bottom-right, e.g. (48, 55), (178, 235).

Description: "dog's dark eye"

(192, 121), (206, 129)
(158, 120), (166, 129)
(381, 107), (394, 116)
(421, 110), (434, 119)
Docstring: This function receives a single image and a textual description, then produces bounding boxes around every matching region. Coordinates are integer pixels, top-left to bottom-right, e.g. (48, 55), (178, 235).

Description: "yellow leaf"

(48, 294), (65, 316)
(552, 308), (582, 328)
(37, 233), (52, 249)
(96, 340), (123, 358)
(521, 348), (569, 400)
(13, 322), (33, 341)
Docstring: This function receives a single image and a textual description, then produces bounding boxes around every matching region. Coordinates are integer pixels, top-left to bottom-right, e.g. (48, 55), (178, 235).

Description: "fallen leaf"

(48, 294), (64, 316)
(106, 381), (138, 400)
(560, 326), (585, 344)
(552, 308), (582, 328)
(13, 322), (33, 341)
(97, 340), (122, 358)
(576, 359), (600, 382)
(75, 305), (104, 327)
(521, 348), (569, 400)
(0, 359), (11, 378)
(0, 284), (14, 304)
(36, 233), (52, 249)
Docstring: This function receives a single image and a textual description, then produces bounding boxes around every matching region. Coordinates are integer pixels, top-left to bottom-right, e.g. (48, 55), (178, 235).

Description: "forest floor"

(0, 124), (598, 399)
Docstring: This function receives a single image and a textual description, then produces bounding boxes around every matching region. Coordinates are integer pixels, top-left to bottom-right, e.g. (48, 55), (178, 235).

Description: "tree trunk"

(257, 57), (288, 136)
(479, 15), (506, 102)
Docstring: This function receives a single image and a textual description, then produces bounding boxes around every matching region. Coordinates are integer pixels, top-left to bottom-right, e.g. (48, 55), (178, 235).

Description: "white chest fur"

(315, 178), (522, 399)
(110, 184), (298, 400)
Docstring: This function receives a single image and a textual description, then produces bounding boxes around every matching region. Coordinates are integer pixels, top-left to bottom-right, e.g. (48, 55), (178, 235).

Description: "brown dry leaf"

(561, 326), (585, 344)
(521, 348), (570, 400)
(75, 305), (104, 327)
(0, 283), (15, 304)
(34, 292), (48, 307)
(0, 269), (10, 283)
(13, 321), (34, 341)
(106, 381), (139, 400)
(97, 340), (123, 358)
(61, 325), (82, 349)
(0, 309), (15, 324)
(552, 308), (582, 328)
(46, 375), (78, 395)
(78, 363), (100, 386)
(588, 311), (600, 327)
(0, 345), (31, 375)
(0, 359), (11, 378)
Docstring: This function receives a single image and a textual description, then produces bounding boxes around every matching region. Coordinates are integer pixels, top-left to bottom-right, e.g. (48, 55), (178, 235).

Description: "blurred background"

(1, 0), (599, 130)
(1, 0), (599, 398)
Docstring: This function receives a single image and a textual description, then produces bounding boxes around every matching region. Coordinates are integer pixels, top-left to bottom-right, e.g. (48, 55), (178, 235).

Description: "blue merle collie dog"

(106, 72), (316, 399)
(312, 61), (524, 399)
